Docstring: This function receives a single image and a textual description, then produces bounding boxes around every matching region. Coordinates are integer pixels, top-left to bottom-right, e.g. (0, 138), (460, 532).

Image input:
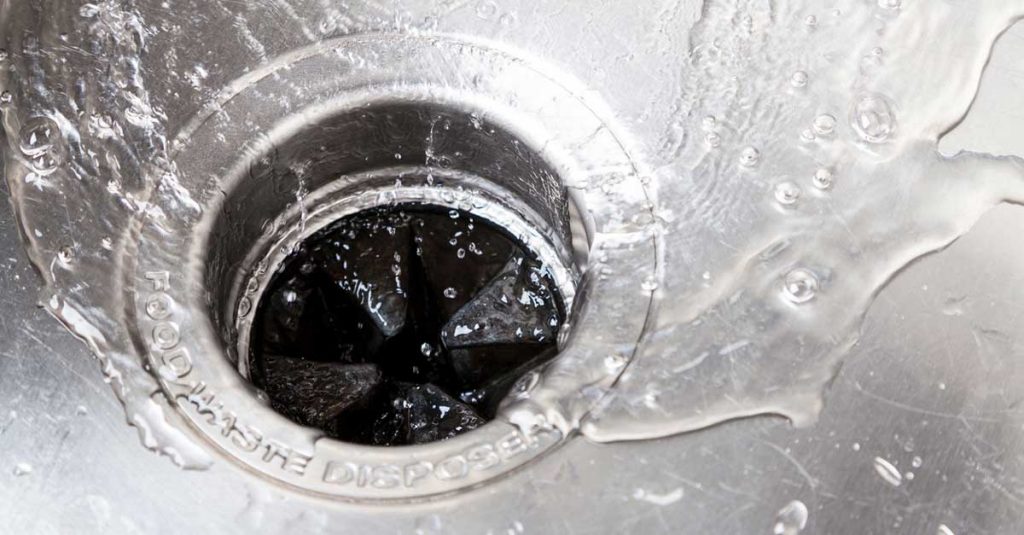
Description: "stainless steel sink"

(2, 1), (1024, 533)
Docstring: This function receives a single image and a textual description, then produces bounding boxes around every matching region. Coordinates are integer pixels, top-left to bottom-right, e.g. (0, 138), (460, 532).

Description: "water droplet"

(813, 114), (837, 136)
(773, 500), (809, 535)
(790, 71), (809, 88)
(783, 268), (818, 304)
(873, 456), (903, 486)
(57, 245), (74, 265)
(806, 170), (831, 192)
(775, 182), (802, 206)
(30, 151), (61, 175)
(443, 287), (457, 299)
(12, 463), (32, 477)
(604, 353), (628, 372)
(851, 94), (896, 143)
(911, 455), (923, 468)
(0, 91), (11, 105)
(20, 116), (60, 157)
(740, 146), (761, 167)
(238, 296), (252, 317)
(511, 371), (539, 397)
(705, 132), (721, 148)
(475, 0), (498, 19)
(813, 168), (834, 190)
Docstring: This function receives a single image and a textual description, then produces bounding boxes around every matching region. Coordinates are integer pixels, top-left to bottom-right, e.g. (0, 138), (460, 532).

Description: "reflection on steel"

(1, 1), (1024, 534)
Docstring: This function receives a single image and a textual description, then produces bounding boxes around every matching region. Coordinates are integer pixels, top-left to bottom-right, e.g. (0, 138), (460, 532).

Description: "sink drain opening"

(249, 204), (567, 446)
(130, 36), (651, 498)
(203, 101), (584, 448)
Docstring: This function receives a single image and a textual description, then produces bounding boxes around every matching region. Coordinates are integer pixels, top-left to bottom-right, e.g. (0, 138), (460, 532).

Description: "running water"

(2, 0), (1024, 469)
(575, 1), (1024, 441)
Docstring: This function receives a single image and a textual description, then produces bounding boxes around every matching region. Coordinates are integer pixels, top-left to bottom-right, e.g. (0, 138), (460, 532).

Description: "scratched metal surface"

(2, 10), (1024, 535)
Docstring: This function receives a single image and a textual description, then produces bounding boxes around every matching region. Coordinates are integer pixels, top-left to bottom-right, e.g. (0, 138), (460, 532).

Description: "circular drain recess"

(129, 34), (656, 500)
(246, 203), (568, 447)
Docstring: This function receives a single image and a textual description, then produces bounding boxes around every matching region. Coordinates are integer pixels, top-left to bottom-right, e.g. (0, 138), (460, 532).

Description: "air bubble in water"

(238, 296), (252, 317)
(705, 132), (721, 148)
(773, 500), (809, 535)
(19, 116), (60, 157)
(702, 115), (717, 130)
(873, 456), (903, 486)
(878, 0), (901, 10)
(775, 182), (802, 206)
(30, 152), (61, 176)
(813, 114), (837, 136)
(475, 0), (498, 19)
(783, 268), (818, 304)
(0, 49), (7, 61)
(420, 342), (433, 356)
(804, 15), (818, 28)
(0, 91), (11, 105)
(57, 245), (75, 265)
(604, 353), (628, 372)
(790, 71), (809, 88)
(443, 287), (457, 299)
(511, 371), (539, 397)
(937, 525), (955, 535)
(813, 168), (834, 190)
(911, 455), (922, 468)
(851, 94), (896, 143)
(740, 147), (761, 167)
(12, 463), (32, 477)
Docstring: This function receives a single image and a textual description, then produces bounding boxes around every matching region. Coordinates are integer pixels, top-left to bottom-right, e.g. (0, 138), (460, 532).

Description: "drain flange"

(130, 34), (654, 501)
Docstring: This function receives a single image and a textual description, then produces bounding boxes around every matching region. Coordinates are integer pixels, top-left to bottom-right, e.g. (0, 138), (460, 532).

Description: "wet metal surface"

(2, 2), (1024, 534)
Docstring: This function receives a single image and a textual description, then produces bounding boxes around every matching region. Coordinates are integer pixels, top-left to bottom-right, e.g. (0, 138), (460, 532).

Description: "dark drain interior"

(249, 204), (564, 446)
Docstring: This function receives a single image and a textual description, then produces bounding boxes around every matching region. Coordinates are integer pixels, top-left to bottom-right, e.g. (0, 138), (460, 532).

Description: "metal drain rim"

(231, 168), (579, 381)
(128, 33), (656, 501)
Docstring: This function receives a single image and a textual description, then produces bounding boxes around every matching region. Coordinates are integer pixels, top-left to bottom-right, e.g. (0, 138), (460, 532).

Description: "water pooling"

(1, 0), (1024, 476)
(571, 0), (1024, 442)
